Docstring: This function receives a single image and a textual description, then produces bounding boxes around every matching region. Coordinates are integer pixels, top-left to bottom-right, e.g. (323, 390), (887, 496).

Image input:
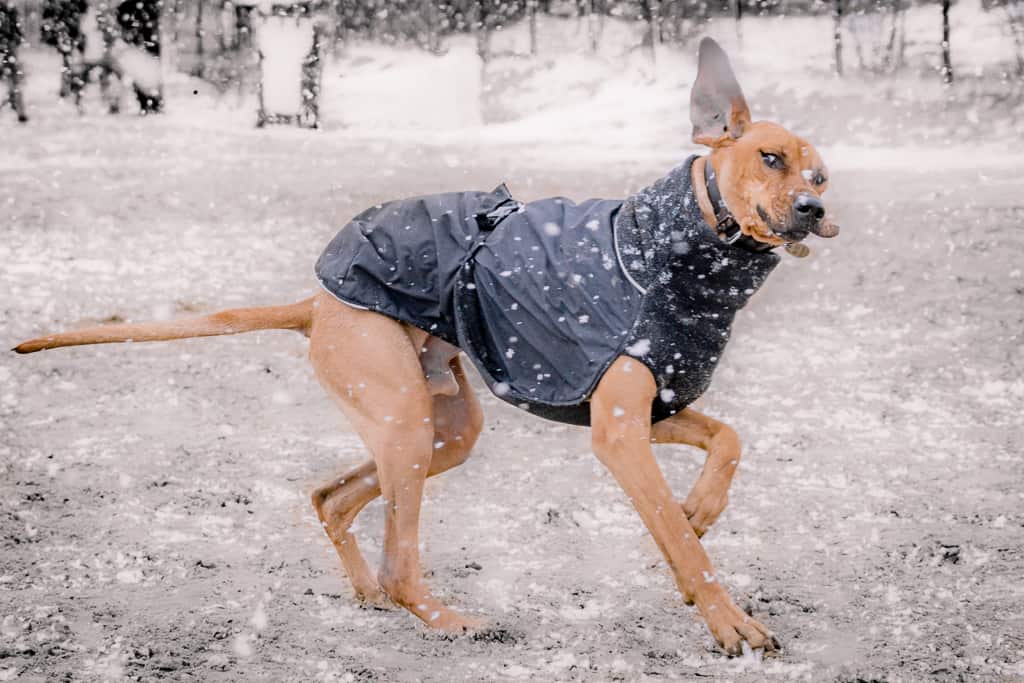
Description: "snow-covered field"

(3, 7), (1024, 681)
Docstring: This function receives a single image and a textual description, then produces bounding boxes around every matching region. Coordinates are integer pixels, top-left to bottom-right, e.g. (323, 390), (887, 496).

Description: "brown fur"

(688, 38), (837, 246)
(13, 298), (314, 353)
(706, 122), (834, 244)
(12, 38), (839, 655)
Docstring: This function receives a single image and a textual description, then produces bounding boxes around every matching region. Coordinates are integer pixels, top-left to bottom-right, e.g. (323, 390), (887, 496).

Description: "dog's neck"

(691, 157), (777, 255)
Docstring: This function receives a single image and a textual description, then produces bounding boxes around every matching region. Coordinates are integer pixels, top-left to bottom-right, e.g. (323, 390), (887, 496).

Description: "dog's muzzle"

(791, 193), (838, 239)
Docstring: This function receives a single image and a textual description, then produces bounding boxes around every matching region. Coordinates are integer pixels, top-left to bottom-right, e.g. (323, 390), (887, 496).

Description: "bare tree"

(637, 0), (658, 65)
(847, 0), (907, 74)
(471, 0), (489, 64)
(528, 0), (537, 55)
(941, 0), (952, 83)
(419, 0), (444, 54)
(883, 0), (907, 73)
(833, 0), (843, 76)
(586, 0), (604, 54)
(734, 0), (743, 42)
(194, 0), (205, 77)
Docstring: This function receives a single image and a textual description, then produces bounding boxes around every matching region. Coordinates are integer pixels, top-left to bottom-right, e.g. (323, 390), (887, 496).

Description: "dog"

(14, 38), (837, 655)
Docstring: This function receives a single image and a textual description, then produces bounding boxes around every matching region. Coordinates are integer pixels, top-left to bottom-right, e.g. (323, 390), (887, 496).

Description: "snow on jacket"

(316, 155), (779, 426)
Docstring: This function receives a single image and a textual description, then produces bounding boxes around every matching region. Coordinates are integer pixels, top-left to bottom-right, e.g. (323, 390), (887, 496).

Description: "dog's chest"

(624, 255), (771, 423)
(611, 157), (781, 423)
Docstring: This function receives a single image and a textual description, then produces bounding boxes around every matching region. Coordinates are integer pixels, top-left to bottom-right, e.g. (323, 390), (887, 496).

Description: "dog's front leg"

(590, 358), (777, 655)
(651, 409), (740, 537)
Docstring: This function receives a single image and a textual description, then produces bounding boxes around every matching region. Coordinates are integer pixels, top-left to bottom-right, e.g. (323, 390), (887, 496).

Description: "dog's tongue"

(811, 220), (840, 238)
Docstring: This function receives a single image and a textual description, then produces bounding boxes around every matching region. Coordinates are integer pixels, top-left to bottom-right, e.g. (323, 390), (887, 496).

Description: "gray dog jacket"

(315, 156), (780, 426)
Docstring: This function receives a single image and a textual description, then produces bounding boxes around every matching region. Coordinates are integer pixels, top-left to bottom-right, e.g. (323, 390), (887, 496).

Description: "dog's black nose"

(794, 194), (825, 221)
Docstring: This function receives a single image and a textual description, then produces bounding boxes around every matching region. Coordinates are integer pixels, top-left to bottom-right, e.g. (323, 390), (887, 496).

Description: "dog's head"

(690, 38), (838, 244)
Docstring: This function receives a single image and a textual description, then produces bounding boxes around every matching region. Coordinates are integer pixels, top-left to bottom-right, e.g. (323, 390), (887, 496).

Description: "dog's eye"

(761, 152), (784, 170)
(802, 169), (828, 186)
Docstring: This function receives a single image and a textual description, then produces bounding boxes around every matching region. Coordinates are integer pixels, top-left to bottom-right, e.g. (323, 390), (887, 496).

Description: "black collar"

(703, 158), (777, 254)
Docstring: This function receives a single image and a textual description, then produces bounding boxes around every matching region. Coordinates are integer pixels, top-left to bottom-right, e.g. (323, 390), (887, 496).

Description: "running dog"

(14, 38), (838, 655)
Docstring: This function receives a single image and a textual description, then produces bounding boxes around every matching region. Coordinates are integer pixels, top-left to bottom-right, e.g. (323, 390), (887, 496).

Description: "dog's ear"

(690, 38), (751, 147)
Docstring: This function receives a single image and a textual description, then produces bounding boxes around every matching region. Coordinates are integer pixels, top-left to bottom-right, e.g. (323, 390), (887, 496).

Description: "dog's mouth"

(755, 205), (838, 242)
(755, 206), (808, 243)
(777, 227), (810, 242)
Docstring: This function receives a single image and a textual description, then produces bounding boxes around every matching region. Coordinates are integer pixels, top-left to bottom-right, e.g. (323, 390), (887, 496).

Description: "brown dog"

(14, 39), (836, 655)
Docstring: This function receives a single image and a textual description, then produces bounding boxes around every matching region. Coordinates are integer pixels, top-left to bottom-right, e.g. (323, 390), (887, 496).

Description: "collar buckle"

(716, 216), (742, 245)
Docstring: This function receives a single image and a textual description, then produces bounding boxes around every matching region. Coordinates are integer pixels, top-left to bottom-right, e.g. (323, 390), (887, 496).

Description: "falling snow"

(2, 4), (1024, 682)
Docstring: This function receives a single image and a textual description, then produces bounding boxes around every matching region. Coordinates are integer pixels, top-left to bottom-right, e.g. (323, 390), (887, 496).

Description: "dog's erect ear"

(690, 38), (751, 147)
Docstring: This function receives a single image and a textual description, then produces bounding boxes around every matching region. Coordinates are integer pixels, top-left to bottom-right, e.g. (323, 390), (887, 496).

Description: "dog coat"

(316, 156), (780, 426)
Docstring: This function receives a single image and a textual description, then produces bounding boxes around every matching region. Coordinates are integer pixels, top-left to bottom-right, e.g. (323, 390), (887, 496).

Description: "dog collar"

(703, 159), (777, 254)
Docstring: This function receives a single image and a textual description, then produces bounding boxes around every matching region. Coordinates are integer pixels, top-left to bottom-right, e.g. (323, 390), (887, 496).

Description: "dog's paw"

(419, 613), (489, 639)
(681, 481), (729, 537)
(354, 585), (393, 610)
(698, 593), (780, 657)
(435, 612), (487, 634)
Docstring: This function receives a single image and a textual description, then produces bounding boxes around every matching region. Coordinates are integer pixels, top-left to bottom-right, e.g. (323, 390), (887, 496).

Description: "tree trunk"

(1014, 22), (1024, 78)
(884, 1), (898, 72)
(638, 0), (658, 66)
(659, 0), (666, 45)
(1005, 3), (1024, 78)
(195, 0), (204, 77)
(170, 0), (183, 42)
(832, 0), (843, 76)
(897, 5), (907, 68)
(422, 0), (441, 54)
(472, 1), (489, 64)
(529, 0), (538, 55)
(586, 0), (600, 53)
(941, 0), (952, 84)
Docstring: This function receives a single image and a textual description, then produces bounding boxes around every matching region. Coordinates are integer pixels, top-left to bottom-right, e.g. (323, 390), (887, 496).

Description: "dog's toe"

(354, 587), (393, 609)
(703, 599), (778, 657)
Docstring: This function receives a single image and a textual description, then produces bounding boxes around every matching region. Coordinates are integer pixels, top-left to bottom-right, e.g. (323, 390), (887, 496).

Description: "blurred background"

(3, 1), (1023, 682)
(2, 0), (1023, 139)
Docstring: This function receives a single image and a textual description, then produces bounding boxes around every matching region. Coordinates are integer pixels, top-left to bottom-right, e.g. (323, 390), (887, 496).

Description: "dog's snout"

(794, 194), (825, 221)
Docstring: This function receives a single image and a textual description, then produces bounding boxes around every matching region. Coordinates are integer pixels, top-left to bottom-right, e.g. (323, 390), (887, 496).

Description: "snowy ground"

(3, 14), (1024, 681)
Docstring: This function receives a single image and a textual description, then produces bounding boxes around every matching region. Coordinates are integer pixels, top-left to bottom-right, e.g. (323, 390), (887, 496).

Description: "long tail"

(13, 297), (315, 354)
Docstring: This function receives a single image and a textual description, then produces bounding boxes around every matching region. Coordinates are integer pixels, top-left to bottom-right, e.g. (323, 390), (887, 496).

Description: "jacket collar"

(613, 156), (780, 295)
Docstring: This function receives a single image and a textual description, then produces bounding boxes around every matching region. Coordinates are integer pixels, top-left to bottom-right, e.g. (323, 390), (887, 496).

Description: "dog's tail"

(13, 297), (315, 354)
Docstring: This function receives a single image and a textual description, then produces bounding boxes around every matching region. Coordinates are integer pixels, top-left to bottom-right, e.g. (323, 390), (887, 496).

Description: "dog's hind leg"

(312, 356), (483, 607)
(429, 357), (485, 463)
(312, 460), (389, 605)
(405, 327), (461, 397)
(650, 408), (741, 538)
(309, 294), (482, 632)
